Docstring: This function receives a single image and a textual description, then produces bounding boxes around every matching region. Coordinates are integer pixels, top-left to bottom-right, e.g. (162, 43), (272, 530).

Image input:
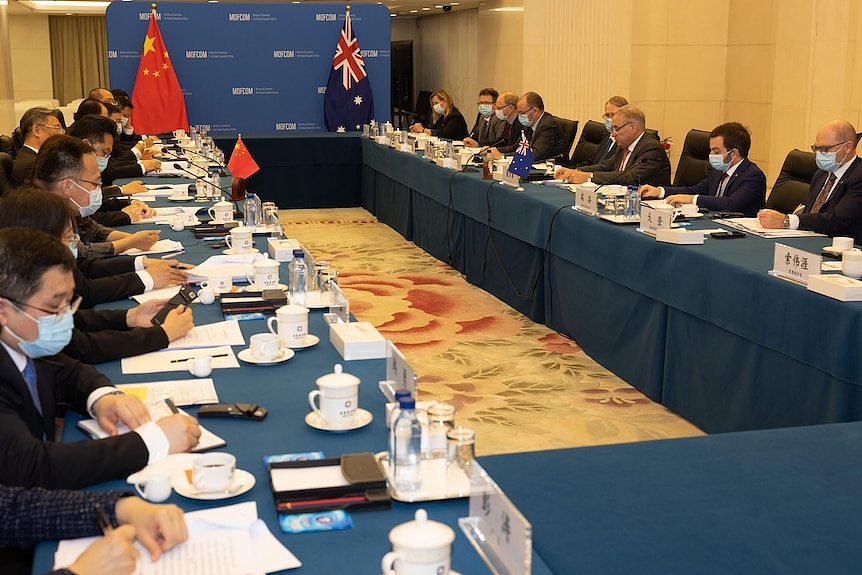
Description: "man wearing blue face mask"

(463, 88), (504, 148)
(511, 91), (566, 162)
(0, 228), (202, 492)
(759, 120), (862, 241)
(639, 122), (766, 216)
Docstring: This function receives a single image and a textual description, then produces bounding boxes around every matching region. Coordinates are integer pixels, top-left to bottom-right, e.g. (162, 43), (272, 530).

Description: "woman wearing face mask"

(409, 90), (469, 141)
(0, 190), (195, 363)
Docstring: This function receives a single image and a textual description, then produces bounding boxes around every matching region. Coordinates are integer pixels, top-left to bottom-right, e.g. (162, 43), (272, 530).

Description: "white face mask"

(433, 103), (445, 115)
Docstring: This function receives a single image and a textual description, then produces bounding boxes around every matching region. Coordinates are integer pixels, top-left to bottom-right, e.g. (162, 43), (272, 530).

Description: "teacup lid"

(215, 199), (233, 206)
(843, 248), (862, 261)
(232, 225), (252, 233)
(578, 181), (598, 190)
(388, 509), (455, 549)
(316, 364), (360, 389)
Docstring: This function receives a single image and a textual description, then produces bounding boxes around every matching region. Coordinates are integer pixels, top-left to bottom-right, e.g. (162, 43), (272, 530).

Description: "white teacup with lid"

(307, 363), (360, 429)
(381, 509), (455, 575)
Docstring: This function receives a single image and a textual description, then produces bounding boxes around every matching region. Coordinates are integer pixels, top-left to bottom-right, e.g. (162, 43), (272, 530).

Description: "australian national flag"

(508, 133), (535, 178)
(324, 9), (374, 132)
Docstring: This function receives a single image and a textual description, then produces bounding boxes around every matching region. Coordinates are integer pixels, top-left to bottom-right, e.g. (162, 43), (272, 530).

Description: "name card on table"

(769, 243), (821, 285)
(375, 135), (391, 146)
(323, 282), (350, 325)
(502, 171), (521, 188)
(459, 463), (532, 575)
(575, 185), (598, 215)
(638, 204), (674, 235)
(378, 341), (418, 401)
(400, 143), (414, 154)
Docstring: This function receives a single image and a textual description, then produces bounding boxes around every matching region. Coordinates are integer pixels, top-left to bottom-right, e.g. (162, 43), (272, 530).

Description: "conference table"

(218, 133), (862, 434)
(32, 193), (553, 574)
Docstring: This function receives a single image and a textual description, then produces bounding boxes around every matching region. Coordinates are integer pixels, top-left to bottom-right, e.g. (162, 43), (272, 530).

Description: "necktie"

(503, 122), (512, 144)
(716, 172), (729, 197)
(619, 149), (631, 171)
(22, 358), (42, 416)
(811, 172), (837, 213)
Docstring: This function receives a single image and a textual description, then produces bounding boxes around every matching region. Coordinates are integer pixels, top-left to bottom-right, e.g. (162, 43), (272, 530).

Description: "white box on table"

(329, 321), (387, 360)
(267, 238), (302, 262)
(656, 228), (704, 245)
(807, 274), (862, 301)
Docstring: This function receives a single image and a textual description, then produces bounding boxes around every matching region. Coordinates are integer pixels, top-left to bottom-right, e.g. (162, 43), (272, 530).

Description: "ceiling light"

(410, 9), (418, 12)
(390, 12), (397, 16)
(489, 7), (524, 11)
(422, 7), (430, 10)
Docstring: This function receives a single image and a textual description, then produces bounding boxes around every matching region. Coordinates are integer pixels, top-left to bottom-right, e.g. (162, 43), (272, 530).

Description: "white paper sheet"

(716, 218), (826, 238)
(188, 254), (264, 283)
(122, 239), (184, 257)
(270, 465), (349, 492)
(121, 346), (240, 375)
(53, 502), (301, 575)
(77, 403), (226, 452)
(135, 207), (201, 225)
(167, 320), (245, 350)
(131, 285), (183, 304)
(143, 184), (193, 195)
(115, 378), (219, 406)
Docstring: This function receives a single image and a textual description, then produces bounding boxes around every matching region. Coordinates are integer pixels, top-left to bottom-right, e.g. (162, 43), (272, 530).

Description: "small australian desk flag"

(507, 133), (535, 178)
(324, 7), (374, 132)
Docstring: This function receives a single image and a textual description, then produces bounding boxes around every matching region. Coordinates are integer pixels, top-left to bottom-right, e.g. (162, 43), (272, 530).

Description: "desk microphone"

(591, 157), (645, 195)
(165, 145), (227, 175)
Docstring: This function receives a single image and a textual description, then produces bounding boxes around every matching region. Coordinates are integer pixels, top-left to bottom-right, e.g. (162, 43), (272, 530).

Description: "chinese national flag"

(130, 9), (189, 134)
(227, 136), (260, 179)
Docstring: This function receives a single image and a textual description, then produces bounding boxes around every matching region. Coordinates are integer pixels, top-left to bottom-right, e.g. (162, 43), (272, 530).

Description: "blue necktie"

(22, 358), (43, 416)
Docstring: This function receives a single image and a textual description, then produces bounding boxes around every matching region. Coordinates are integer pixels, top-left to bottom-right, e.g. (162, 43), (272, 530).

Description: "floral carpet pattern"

(283, 208), (702, 455)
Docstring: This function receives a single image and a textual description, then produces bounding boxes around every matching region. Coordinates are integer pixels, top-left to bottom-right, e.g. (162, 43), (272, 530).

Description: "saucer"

(223, 248), (260, 255)
(168, 195), (194, 202)
(173, 468), (255, 500)
(237, 347), (295, 365)
(305, 408), (373, 432)
(283, 334), (319, 350)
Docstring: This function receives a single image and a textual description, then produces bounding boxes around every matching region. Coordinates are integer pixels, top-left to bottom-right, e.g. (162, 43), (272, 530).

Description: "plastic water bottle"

(244, 193), (258, 227)
(288, 249), (307, 305)
(210, 172), (221, 199)
(392, 395), (422, 492)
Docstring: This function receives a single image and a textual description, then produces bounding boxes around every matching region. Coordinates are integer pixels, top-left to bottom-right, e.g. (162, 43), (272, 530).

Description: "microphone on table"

(589, 157), (645, 195)
(165, 145), (228, 176)
(463, 138), (506, 170)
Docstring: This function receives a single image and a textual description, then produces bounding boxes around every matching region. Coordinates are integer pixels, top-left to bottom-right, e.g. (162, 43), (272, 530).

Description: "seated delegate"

(409, 89), (469, 141)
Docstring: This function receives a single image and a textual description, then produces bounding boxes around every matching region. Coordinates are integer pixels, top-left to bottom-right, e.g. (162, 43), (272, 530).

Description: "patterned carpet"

(282, 208), (703, 456)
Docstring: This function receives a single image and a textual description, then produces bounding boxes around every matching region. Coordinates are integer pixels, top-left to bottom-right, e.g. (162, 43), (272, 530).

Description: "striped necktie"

(811, 172), (837, 213)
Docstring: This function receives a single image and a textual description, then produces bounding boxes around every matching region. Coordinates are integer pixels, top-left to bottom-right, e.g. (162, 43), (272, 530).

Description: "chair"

(554, 117), (579, 162)
(0, 134), (16, 158)
(10, 128), (24, 154)
(765, 149), (818, 213)
(569, 120), (607, 166)
(0, 152), (13, 196)
(644, 128), (661, 142)
(673, 129), (711, 187)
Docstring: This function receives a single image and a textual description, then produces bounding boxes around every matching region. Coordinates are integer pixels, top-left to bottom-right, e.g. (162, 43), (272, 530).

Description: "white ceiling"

(3, 0), (486, 17)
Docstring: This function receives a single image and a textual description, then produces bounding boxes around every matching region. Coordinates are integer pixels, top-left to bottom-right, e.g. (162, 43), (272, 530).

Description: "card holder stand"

(268, 452), (391, 514)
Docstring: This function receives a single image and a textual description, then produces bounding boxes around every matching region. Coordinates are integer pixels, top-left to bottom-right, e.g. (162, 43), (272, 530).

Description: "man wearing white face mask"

(759, 120), (862, 241)
(463, 88), (504, 148)
(639, 122), (766, 216)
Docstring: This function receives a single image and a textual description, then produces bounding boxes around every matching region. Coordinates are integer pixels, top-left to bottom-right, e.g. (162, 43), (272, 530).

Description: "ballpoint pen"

(170, 353), (229, 363)
(94, 503), (113, 534)
(165, 397), (179, 414)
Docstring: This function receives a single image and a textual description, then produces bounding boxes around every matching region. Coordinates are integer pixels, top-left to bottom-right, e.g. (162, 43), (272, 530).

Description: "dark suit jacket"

(10, 146), (36, 188)
(496, 119), (527, 154)
(0, 346), (149, 489)
(592, 133), (616, 165)
(798, 156), (862, 242)
(664, 158), (766, 216)
(524, 112), (565, 162)
(580, 132), (672, 187)
(102, 157), (143, 186)
(429, 107), (469, 141)
(74, 266), (145, 309)
(468, 114), (505, 147)
(69, 309), (169, 364)
(76, 254), (135, 279)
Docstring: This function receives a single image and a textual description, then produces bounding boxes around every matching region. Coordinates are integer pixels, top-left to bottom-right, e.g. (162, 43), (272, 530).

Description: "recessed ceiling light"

(489, 6), (524, 11)
(422, 7), (430, 10)
(390, 12), (397, 16)
(410, 9), (418, 12)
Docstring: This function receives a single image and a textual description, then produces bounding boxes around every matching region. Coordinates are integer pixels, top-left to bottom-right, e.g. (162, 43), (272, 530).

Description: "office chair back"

(555, 117), (579, 162)
(673, 129), (711, 187)
(415, 90), (433, 126)
(0, 152), (13, 197)
(765, 149), (818, 213)
(569, 120), (607, 166)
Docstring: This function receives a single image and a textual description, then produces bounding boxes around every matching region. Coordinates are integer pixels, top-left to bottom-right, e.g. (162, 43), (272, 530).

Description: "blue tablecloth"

(32, 196), (553, 574)
(480, 421), (862, 575)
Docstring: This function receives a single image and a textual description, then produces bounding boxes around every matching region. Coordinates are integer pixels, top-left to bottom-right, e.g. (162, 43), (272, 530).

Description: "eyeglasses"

(36, 123), (64, 134)
(517, 106), (534, 115)
(810, 140), (850, 154)
(72, 176), (102, 188)
(477, 101), (494, 106)
(88, 142), (111, 158)
(611, 121), (632, 133)
(3, 294), (82, 325)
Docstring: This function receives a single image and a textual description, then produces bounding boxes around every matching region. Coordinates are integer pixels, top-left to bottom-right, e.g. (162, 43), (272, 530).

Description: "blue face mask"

(95, 155), (109, 173)
(816, 150), (845, 172)
(5, 305), (74, 358)
(708, 152), (732, 173)
(604, 117), (613, 132)
(478, 104), (493, 117)
(518, 113), (532, 127)
(70, 180), (103, 217)
(495, 109), (507, 121)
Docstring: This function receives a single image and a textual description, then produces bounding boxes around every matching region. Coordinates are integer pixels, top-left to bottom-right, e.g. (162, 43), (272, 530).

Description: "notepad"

(121, 239), (184, 257)
(167, 320), (245, 350)
(121, 345), (240, 375)
(77, 402), (226, 452)
(115, 378), (219, 406)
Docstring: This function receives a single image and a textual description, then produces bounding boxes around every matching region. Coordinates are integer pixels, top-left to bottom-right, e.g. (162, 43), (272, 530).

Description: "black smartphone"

(151, 285), (198, 325)
(198, 403), (268, 421)
(710, 231), (746, 239)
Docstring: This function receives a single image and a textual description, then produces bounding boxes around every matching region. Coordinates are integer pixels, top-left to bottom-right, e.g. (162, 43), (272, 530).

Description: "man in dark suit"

(639, 122), (766, 216)
(512, 91), (565, 161)
(0, 228), (201, 490)
(0, 484), (187, 574)
(9, 107), (65, 187)
(488, 91), (526, 157)
(464, 88), (505, 148)
(556, 104), (671, 187)
(759, 119), (862, 241)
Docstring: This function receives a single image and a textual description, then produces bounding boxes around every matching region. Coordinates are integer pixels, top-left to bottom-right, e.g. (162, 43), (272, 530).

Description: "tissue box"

(330, 321), (387, 360)
(656, 228), (705, 245)
(267, 238), (302, 262)
(807, 274), (862, 301)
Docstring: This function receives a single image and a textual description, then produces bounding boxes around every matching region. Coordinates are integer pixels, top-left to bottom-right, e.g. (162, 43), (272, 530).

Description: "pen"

(94, 502), (113, 534)
(170, 353), (229, 364)
(277, 495), (367, 510)
(161, 250), (185, 259)
(165, 397), (179, 414)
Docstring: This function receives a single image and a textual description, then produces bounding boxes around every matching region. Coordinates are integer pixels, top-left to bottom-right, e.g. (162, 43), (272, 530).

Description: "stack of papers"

(167, 320), (245, 350)
(716, 218), (826, 238)
(53, 502), (301, 574)
(135, 207), (201, 225)
(115, 378), (219, 406)
(189, 254), (264, 283)
(122, 239), (184, 257)
(131, 285), (183, 304)
(121, 345), (240, 375)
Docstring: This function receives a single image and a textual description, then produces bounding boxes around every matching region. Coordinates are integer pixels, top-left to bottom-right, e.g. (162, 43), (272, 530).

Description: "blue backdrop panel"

(106, 2), (390, 136)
